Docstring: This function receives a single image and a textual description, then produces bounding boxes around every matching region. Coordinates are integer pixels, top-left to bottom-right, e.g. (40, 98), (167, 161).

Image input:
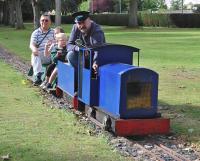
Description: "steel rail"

(134, 143), (165, 161)
(158, 144), (190, 161)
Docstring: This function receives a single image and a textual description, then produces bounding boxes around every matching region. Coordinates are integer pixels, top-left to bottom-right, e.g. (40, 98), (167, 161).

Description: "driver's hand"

(92, 62), (98, 74)
(84, 50), (89, 57)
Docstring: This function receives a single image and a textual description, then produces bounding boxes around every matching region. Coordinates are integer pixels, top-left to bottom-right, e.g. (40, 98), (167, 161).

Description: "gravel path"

(0, 45), (200, 161)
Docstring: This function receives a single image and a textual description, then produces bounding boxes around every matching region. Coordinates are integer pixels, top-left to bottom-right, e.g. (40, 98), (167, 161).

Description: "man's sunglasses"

(41, 19), (49, 22)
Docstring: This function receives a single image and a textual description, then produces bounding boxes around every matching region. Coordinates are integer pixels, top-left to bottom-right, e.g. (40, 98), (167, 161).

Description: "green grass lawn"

(0, 24), (200, 145)
(0, 61), (131, 161)
(105, 27), (200, 142)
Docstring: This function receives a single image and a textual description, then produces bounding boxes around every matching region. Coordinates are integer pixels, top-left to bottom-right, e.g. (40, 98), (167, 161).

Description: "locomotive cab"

(76, 44), (140, 107)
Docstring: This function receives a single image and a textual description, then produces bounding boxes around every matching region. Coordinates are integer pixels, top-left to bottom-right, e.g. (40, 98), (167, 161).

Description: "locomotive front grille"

(126, 82), (152, 109)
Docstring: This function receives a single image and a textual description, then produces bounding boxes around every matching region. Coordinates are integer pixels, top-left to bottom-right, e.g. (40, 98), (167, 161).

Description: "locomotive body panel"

(99, 63), (158, 119)
(78, 68), (99, 106)
(57, 61), (75, 97)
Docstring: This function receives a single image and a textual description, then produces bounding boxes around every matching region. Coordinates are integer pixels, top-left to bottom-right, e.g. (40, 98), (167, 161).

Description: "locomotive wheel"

(103, 116), (111, 131)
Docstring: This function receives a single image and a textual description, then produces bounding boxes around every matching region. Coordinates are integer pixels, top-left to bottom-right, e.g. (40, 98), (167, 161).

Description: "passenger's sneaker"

(33, 72), (43, 86)
(33, 78), (42, 86)
(46, 83), (53, 89)
(45, 83), (54, 93)
(40, 80), (48, 89)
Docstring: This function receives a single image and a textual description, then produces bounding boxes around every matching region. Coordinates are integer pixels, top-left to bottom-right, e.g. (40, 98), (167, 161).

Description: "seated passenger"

(40, 27), (65, 88)
(41, 33), (68, 90)
(29, 14), (54, 85)
(44, 26), (65, 57)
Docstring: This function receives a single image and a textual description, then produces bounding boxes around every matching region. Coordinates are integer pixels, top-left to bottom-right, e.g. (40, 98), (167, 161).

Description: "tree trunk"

(31, 0), (40, 29)
(128, 0), (138, 27)
(2, 0), (9, 25)
(8, 0), (15, 27)
(15, 0), (24, 29)
(0, 2), (4, 24)
(55, 0), (61, 26)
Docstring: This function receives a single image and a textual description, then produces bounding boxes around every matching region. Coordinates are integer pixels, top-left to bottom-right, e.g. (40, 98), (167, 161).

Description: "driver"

(67, 11), (106, 89)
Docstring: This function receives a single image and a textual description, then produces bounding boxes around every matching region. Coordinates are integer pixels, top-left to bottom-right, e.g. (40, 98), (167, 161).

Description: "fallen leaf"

(1, 153), (10, 161)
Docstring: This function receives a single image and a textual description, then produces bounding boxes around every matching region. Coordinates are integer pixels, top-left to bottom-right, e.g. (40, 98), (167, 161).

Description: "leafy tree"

(59, 0), (87, 15)
(39, 0), (54, 12)
(79, 1), (89, 11)
(113, 0), (129, 13)
(15, 0), (25, 29)
(143, 0), (159, 10)
(193, 4), (200, 13)
(138, 0), (167, 11)
(159, 0), (167, 9)
(61, 0), (78, 14)
(1, 0), (25, 29)
(30, 0), (86, 28)
(170, 0), (184, 10)
(22, 1), (33, 21)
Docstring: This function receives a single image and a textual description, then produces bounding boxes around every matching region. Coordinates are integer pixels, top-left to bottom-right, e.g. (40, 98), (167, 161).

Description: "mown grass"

(105, 28), (200, 143)
(0, 24), (200, 145)
(0, 60), (131, 161)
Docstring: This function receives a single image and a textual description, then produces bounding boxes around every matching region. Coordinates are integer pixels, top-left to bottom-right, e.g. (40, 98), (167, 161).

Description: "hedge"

(49, 13), (200, 28)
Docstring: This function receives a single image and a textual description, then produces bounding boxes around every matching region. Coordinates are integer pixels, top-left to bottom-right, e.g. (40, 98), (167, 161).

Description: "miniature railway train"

(49, 44), (170, 136)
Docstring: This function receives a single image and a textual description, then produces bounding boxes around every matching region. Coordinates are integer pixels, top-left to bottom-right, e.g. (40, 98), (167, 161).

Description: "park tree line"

(1, 0), (25, 29)
(0, 0), (84, 29)
(0, 0), (187, 29)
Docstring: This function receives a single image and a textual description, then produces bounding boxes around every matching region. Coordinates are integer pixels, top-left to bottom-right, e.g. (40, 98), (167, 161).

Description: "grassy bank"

(0, 24), (200, 145)
(104, 27), (200, 142)
(0, 60), (131, 161)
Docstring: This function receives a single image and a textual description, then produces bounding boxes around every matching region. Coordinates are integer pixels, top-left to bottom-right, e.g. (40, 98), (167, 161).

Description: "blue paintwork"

(57, 61), (75, 97)
(92, 44), (139, 66)
(77, 44), (140, 107)
(99, 63), (158, 119)
(77, 49), (99, 106)
(78, 68), (99, 106)
(58, 44), (159, 119)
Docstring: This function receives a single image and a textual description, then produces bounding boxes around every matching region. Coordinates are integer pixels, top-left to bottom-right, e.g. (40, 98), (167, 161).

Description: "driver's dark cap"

(72, 11), (90, 23)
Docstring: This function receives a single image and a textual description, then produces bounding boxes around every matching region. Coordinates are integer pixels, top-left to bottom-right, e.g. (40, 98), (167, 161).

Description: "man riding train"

(67, 11), (106, 90)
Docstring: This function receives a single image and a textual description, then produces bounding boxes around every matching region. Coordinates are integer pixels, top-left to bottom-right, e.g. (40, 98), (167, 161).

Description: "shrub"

(52, 13), (200, 28)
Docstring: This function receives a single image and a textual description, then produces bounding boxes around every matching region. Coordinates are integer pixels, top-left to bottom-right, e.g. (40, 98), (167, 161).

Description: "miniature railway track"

(158, 144), (190, 161)
(1, 47), (200, 161)
(127, 142), (198, 161)
(121, 138), (200, 161)
(109, 136), (199, 161)
(134, 143), (165, 161)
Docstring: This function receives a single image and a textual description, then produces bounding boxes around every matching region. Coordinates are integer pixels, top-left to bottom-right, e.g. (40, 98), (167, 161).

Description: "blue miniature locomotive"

(57, 44), (170, 136)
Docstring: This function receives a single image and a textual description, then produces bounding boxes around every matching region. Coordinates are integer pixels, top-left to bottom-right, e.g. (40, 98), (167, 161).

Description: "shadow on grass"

(158, 100), (200, 142)
(158, 100), (200, 119)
